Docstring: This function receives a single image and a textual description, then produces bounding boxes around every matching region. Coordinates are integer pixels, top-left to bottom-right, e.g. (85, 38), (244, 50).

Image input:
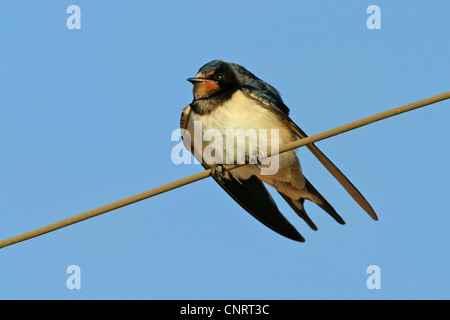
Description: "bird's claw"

(248, 150), (262, 169)
(211, 164), (226, 179)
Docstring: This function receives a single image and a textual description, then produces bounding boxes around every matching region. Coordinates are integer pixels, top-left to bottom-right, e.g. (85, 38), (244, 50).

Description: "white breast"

(185, 90), (299, 180)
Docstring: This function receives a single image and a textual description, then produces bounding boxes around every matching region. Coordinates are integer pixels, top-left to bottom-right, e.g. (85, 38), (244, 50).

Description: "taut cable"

(0, 92), (448, 249)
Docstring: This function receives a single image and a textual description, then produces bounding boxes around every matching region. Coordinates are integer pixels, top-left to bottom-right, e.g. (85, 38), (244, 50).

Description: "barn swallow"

(180, 60), (378, 242)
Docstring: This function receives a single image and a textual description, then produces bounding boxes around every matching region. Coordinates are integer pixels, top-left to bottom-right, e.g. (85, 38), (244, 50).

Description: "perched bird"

(180, 60), (377, 242)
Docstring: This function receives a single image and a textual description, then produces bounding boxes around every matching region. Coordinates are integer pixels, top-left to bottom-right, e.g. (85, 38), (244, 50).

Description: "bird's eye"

(214, 73), (224, 81)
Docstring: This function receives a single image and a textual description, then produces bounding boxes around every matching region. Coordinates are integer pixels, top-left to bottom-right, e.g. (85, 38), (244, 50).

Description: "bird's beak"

(187, 77), (214, 84)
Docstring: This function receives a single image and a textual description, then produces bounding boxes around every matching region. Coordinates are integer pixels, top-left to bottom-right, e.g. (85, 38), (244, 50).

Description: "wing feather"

(180, 104), (305, 241)
(241, 87), (378, 221)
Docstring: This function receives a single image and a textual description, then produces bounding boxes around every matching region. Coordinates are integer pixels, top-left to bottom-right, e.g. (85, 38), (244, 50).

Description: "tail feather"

(304, 177), (345, 225)
(280, 177), (346, 229)
(279, 193), (318, 230)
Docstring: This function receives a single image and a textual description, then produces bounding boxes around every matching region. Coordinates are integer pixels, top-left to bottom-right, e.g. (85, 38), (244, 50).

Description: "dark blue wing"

(181, 105), (304, 241)
(203, 164), (305, 242)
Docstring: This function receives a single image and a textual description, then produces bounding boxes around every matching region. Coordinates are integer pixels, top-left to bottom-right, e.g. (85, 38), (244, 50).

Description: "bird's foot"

(210, 163), (226, 179)
(247, 150), (262, 170)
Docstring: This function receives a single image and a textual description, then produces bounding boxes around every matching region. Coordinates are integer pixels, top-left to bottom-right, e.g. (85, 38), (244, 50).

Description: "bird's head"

(188, 60), (248, 100)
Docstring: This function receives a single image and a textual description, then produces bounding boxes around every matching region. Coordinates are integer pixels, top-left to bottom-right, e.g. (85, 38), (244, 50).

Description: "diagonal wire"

(0, 91), (449, 249)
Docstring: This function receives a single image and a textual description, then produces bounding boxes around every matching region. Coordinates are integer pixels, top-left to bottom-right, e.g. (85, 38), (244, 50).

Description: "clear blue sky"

(1, 1), (449, 299)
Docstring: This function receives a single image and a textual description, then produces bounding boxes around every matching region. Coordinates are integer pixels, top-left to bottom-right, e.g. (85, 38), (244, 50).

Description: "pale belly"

(184, 90), (305, 189)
